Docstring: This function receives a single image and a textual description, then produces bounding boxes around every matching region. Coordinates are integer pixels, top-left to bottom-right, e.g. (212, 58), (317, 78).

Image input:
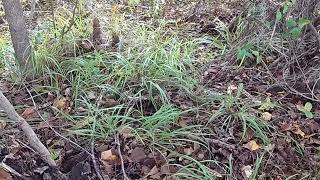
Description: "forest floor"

(0, 0), (320, 179)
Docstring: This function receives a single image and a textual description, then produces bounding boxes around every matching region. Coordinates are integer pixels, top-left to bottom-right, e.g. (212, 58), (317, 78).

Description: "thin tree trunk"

(2, 0), (32, 72)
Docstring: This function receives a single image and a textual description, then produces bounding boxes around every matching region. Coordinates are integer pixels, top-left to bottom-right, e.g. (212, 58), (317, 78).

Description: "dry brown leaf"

(178, 118), (187, 127)
(147, 166), (159, 177)
(53, 97), (68, 110)
(0, 168), (13, 180)
(119, 127), (134, 139)
(101, 149), (118, 161)
(262, 112), (272, 121)
(101, 161), (113, 175)
(21, 107), (36, 119)
(129, 147), (146, 162)
(160, 164), (171, 175)
(243, 140), (261, 151)
(293, 128), (305, 137)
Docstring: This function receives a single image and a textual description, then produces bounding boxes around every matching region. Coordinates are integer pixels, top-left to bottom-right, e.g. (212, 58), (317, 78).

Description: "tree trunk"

(2, 0), (32, 72)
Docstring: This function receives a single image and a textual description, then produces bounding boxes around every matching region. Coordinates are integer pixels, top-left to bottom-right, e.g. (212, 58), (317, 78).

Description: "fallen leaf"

(178, 118), (187, 127)
(87, 91), (96, 100)
(21, 107), (36, 119)
(193, 143), (200, 152)
(0, 168), (13, 180)
(227, 84), (237, 94)
(241, 165), (252, 178)
(160, 164), (171, 175)
(183, 147), (194, 155)
(293, 127), (305, 137)
(198, 153), (205, 160)
(99, 98), (119, 108)
(0, 121), (6, 129)
(101, 149), (118, 161)
(263, 144), (275, 151)
(47, 92), (55, 101)
(147, 166), (159, 176)
(209, 169), (223, 178)
(119, 127), (134, 139)
(243, 140), (261, 151)
(53, 97), (68, 110)
(129, 147), (146, 162)
(101, 161), (113, 174)
(262, 112), (272, 121)
(64, 87), (72, 97)
(280, 123), (292, 131)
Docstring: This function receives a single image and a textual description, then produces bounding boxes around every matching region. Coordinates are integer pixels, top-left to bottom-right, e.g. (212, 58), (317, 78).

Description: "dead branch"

(0, 90), (57, 168)
(60, 0), (79, 39)
(115, 133), (130, 180)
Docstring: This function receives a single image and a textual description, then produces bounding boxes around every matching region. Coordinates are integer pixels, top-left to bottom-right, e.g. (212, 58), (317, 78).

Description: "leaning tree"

(1, 0), (57, 169)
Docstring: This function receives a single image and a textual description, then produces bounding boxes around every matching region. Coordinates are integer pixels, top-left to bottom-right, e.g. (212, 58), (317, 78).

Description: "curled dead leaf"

(243, 140), (261, 151)
(262, 112), (272, 121)
(101, 149), (118, 161)
(241, 165), (252, 178)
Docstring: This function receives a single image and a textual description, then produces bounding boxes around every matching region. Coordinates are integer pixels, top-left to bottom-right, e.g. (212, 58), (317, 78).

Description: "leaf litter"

(0, 0), (320, 179)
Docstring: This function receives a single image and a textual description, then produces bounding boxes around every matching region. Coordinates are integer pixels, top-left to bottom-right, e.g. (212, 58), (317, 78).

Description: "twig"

(91, 140), (104, 180)
(205, 138), (236, 150)
(60, 0), (79, 39)
(91, 125), (104, 180)
(50, 0), (57, 38)
(0, 90), (57, 168)
(115, 133), (130, 180)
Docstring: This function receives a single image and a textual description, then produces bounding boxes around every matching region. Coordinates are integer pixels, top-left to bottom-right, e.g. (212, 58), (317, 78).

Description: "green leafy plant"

(275, 0), (310, 39)
(297, 102), (314, 118)
(285, 18), (311, 39)
(237, 44), (262, 66)
(259, 97), (275, 111)
(128, 0), (141, 6)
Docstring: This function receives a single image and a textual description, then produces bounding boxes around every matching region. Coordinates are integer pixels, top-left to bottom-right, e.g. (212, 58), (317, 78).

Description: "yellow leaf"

(53, 97), (68, 110)
(243, 140), (261, 151)
(101, 149), (118, 161)
(293, 128), (305, 137)
(292, 124), (306, 138)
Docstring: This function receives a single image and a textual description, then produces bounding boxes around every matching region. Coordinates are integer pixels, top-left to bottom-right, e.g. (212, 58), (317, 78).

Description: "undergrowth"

(0, 1), (297, 179)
